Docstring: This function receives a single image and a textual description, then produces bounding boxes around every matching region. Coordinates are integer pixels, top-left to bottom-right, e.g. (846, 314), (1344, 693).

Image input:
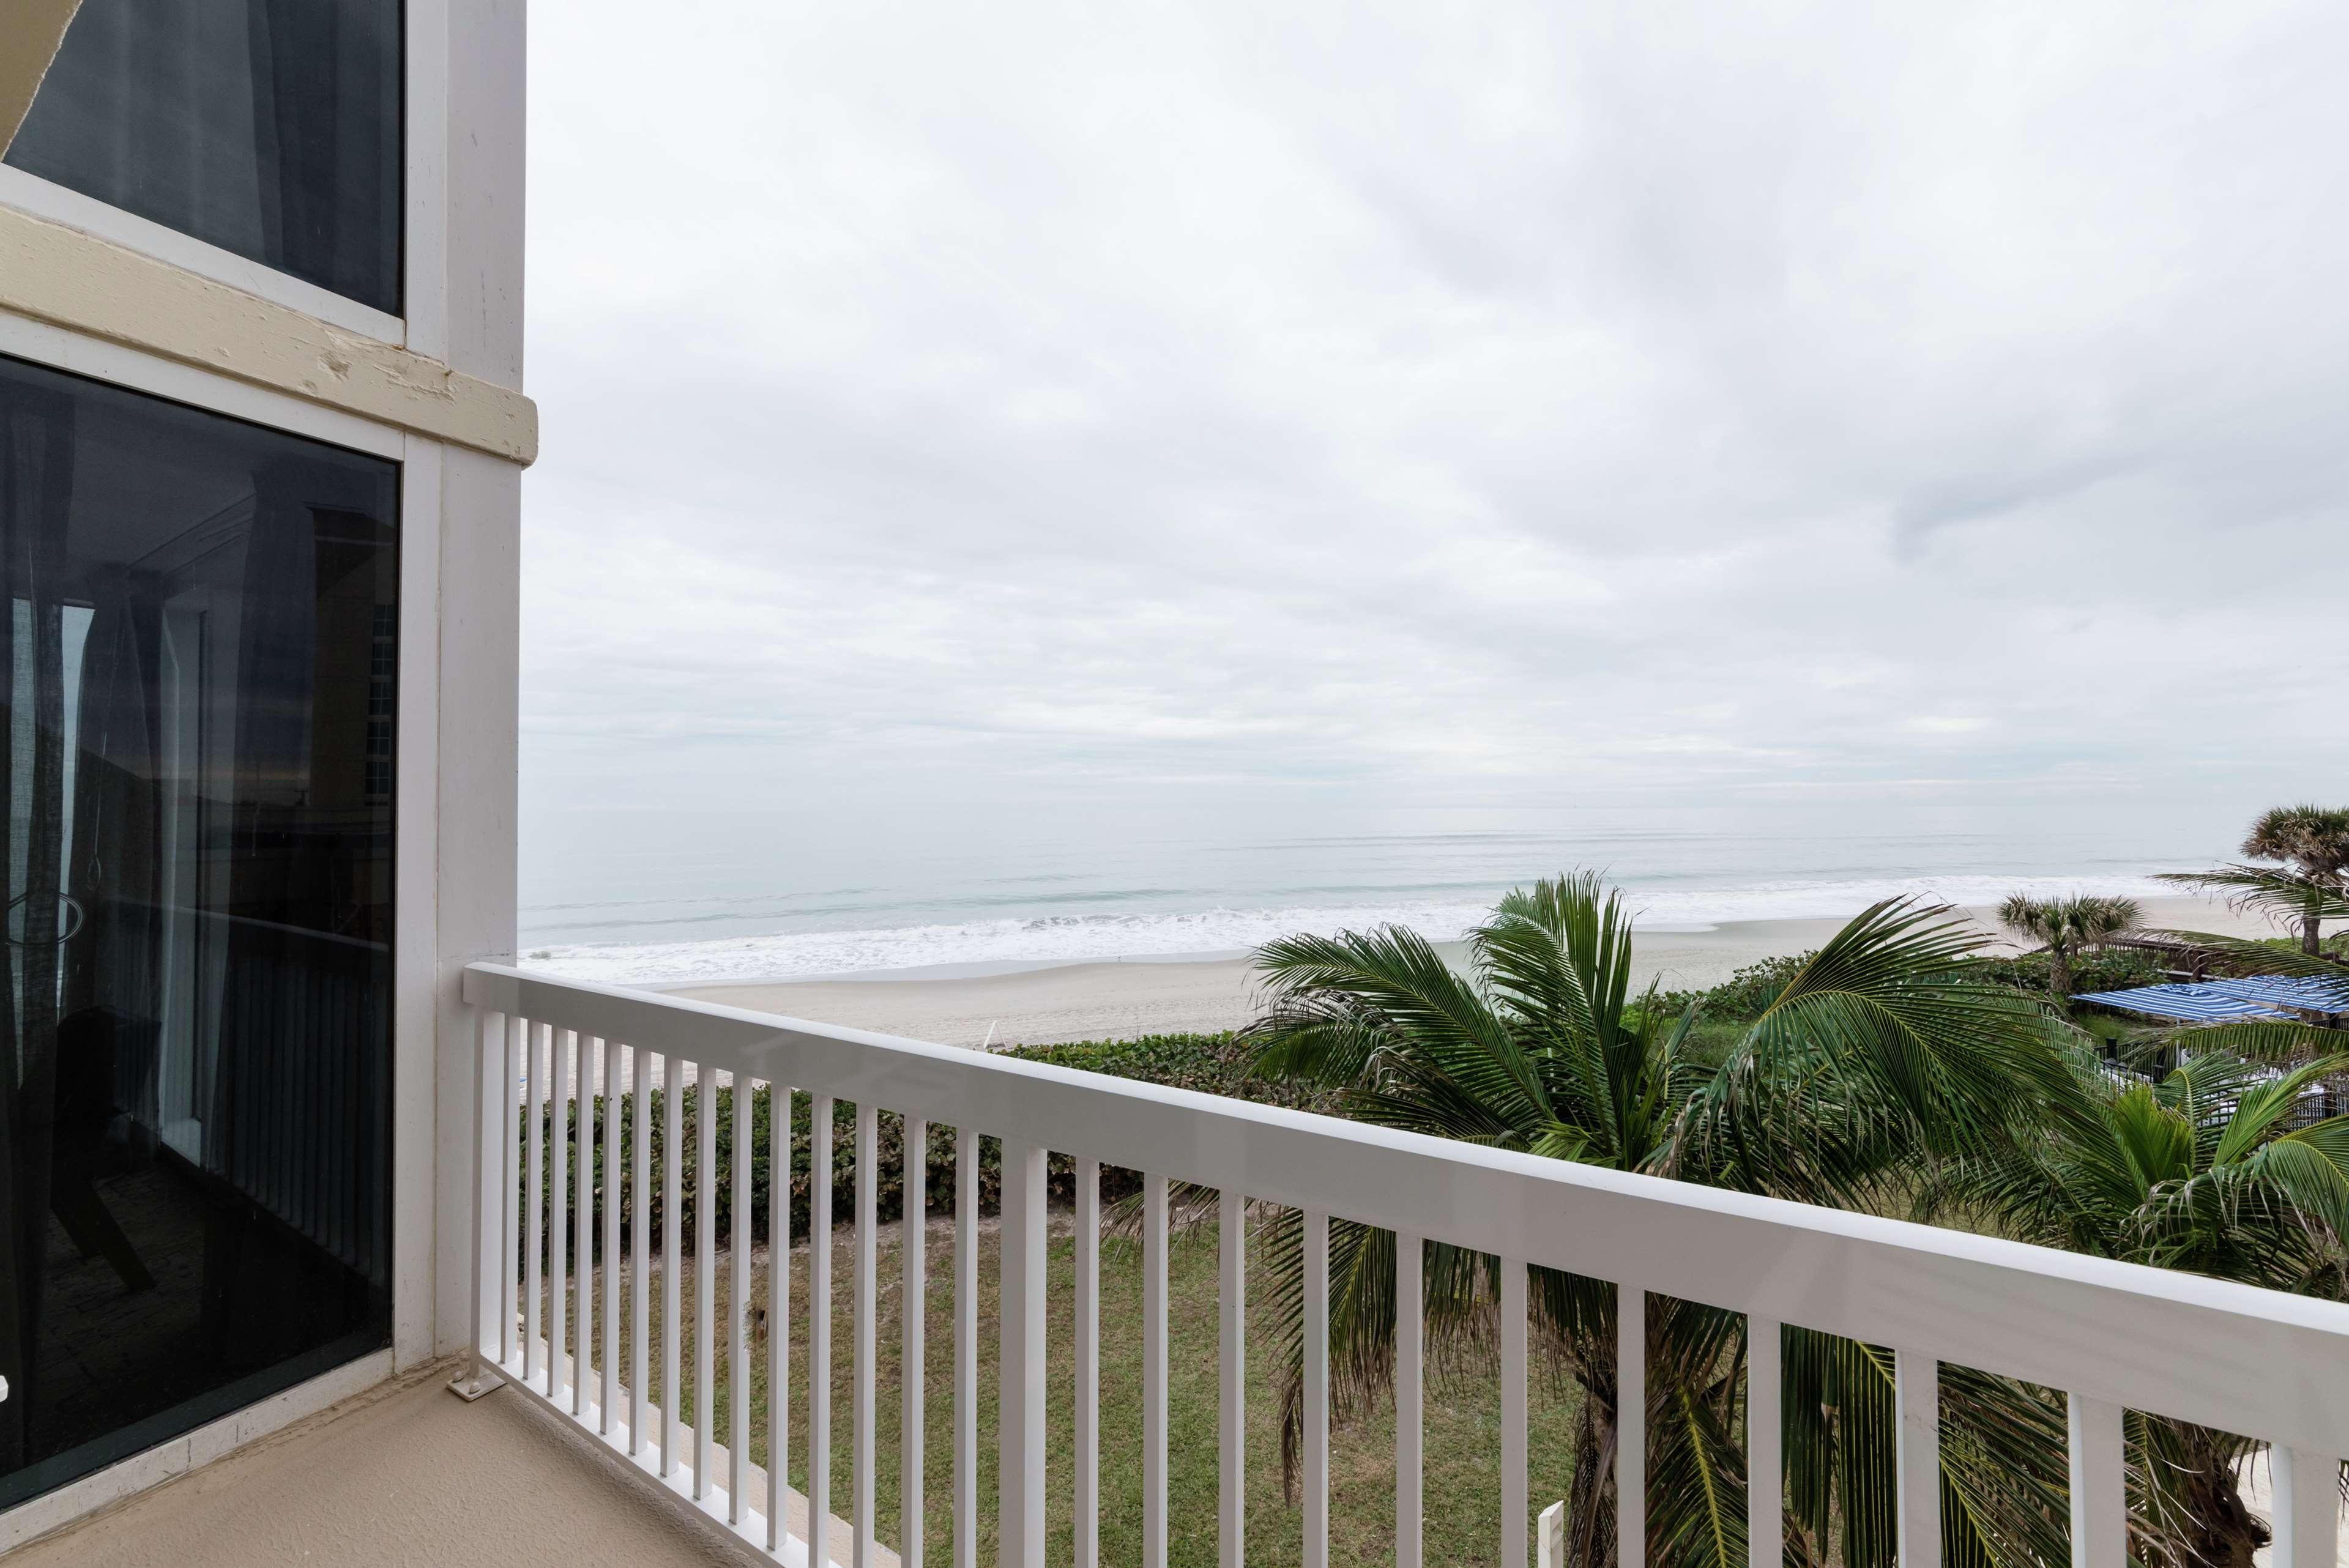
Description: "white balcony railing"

(458, 962), (2349, 1567)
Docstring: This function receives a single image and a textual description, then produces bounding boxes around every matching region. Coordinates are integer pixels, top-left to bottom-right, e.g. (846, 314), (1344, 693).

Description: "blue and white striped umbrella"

(2203, 974), (2349, 1016)
(2070, 983), (2291, 1022)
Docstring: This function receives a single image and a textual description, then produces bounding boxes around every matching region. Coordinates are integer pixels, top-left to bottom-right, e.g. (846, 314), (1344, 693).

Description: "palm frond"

(2134, 927), (2349, 979)
(2150, 868), (2349, 926)
(2145, 1017), (2348, 1065)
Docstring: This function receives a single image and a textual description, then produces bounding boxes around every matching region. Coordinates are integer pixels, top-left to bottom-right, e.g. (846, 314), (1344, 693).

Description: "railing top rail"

(465, 960), (2349, 1454)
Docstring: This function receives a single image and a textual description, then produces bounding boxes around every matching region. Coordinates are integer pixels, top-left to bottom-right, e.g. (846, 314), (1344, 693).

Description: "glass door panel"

(1, 354), (398, 1507)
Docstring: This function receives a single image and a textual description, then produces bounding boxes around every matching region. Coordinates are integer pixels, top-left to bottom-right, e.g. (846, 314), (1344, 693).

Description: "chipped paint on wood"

(0, 203), (536, 464)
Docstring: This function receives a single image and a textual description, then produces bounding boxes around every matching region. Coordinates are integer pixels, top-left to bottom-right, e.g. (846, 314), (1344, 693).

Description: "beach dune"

(667, 895), (2283, 1050)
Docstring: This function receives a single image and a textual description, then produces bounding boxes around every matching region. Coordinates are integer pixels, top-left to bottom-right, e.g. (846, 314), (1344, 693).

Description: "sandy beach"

(666, 894), (2282, 1050)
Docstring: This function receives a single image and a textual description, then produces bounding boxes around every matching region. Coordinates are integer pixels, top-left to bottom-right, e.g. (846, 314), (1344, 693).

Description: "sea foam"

(524, 872), (2189, 985)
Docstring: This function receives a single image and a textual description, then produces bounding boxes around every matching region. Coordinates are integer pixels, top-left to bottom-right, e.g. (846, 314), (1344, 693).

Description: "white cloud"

(520, 1), (2349, 837)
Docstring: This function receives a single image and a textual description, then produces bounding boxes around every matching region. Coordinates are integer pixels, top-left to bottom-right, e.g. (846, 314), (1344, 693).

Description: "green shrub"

(518, 1031), (1319, 1263)
(1651, 950), (1817, 1025)
(1975, 946), (2165, 995)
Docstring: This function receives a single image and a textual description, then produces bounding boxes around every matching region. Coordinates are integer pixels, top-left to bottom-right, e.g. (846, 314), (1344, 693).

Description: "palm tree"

(1995, 893), (2142, 1006)
(1245, 874), (2077, 1566)
(2161, 804), (2349, 956)
(1918, 1047), (2349, 1566)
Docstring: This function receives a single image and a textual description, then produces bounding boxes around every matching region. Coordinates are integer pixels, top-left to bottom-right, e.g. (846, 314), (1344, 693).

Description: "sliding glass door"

(1, 355), (396, 1506)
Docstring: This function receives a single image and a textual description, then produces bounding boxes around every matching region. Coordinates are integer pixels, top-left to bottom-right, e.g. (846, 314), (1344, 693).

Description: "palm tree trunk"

(1569, 1389), (1617, 1568)
(2174, 1425), (2266, 1568)
(2050, 948), (2075, 1006)
(2302, 912), (2323, 956)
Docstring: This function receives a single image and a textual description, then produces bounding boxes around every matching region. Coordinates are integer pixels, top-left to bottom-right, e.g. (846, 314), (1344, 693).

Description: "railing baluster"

(731, 1077), (753, 1522)
(2066, 1394), (2123, 1568)
(503, 1016), (521, 1368)
(461, 964), (2349, 1568)
(551, 1029), (570, 1402)
(769, 1084), (791, 1553)
(854, 1103), (878, 1567)
(999, 1140), (1048, 1568)
(1304, 1208), (1330, 1568)
(811, 1094), (834, 1568)
(1218, 1185), (1243, 1568)
(630, 1047), (649, 1456)
(903, 1115), (928, 1568)
(1748, 1317), (1782, 1568)
(1396, 1229), (1423, 1568)
(468, 1009), (499, 1391)
(1894, 1350), (1940, 1568)
(1144, 1173), (1169, 1568)
(695, 1061), (716, 1498)
(1076, 1157), (1101, 1568)
(602, 1038), (620, 1432)
(524, 1023), (540, 1389)
(1502, 1256), (1527, 1568)
(953, 1127), (977, 1568)
(661, 1052), (682, 1477)
(2273, 1444), (2340, 1568)
(575, 1036), (595, 1419)
(1619, 1283), (1645, 1568)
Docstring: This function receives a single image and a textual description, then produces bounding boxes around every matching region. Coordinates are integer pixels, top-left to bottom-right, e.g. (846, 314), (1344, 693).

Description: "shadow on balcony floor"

(10, 1365), (759, 1568)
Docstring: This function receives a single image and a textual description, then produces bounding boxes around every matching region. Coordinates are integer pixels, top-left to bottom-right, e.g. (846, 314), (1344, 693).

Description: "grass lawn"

(551, 1209), (1584, 1566)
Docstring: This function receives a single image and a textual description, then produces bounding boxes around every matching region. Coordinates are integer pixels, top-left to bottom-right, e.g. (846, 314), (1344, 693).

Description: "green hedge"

(521, 1031), (1321, 1263)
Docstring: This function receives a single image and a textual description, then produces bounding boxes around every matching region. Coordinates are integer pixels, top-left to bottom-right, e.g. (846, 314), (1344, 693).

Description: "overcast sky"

(519, 2), (2349, 843)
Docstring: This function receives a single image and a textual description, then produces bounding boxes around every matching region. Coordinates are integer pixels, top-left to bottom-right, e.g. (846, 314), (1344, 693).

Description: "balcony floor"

(11, 1363), (760, 1568)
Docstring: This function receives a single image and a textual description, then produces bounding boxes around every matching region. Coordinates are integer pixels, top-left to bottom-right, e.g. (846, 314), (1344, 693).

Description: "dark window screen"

(6, 0), (403, 315)
(0, 354), (397, 1507)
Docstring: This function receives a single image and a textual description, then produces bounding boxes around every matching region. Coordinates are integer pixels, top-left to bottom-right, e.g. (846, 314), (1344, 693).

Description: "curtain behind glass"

(207, 463), (391, 1309)
(4, 0), (403, 314)
(0, 381), (75, 1476)
(62, 568), (166, 1158)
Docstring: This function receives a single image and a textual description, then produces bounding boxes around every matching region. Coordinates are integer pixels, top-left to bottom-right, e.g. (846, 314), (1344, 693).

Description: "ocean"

(519, 793), (2241, 984)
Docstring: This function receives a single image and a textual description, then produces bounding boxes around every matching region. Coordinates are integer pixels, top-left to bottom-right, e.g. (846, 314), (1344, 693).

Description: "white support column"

(730, 1079), (753, 1517)
(769, 1085), (791, 1553)
(1396, 1230), (1423, 1568)
(901, 1115), (926, 1568)
(447, 1008), (504, 1400)
(1618, 1284), (1645, 1568)
(1144, 1174), (1169, 1568)
(1218, 1187), (1245, 1568)
(953, 1131), (977, 1568)
(1748, 1317), (1782, 1568)
(2066, 1394), (2123, 1568)
(1303, 1210), (1330, 1568)
(853, 1103), (877, 1568)
(425, 0), (526, 1365)
(1895, 1351), (1941, 1568)
(2273, 1445), (2340, 1568)
(426, 444), (518, 1369)
(660, 1054), (680, 1476)
(998, 1141), (1048, 1568)
(1501, 1257), (1528, 1568)
(1076, 1159), (1101, 1568)
(693, 1063), (714, 1490)
(810, 1098), (834, 1568)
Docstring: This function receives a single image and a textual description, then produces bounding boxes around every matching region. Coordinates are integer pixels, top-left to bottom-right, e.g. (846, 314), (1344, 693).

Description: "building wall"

(0, 0), (529, 1541)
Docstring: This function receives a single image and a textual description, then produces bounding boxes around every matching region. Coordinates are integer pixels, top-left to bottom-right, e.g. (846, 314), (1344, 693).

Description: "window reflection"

(5, 0), (403, 315)
(1, 355), (396, 1507)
